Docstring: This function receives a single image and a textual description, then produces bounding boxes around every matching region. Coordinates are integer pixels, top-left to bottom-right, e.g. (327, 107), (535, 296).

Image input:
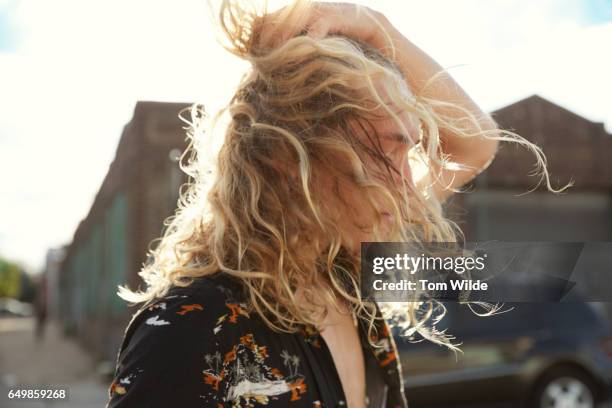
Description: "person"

(33, 275), (48, 342)
(106, 1), (564, 407)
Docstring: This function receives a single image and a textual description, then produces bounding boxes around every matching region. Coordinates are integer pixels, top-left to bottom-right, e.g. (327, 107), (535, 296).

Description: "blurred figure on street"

(33, 275), (47, 342)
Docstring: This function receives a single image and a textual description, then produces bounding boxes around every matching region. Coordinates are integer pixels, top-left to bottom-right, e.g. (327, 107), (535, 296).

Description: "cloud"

(366, 0), (612, 129)
(0, 0), (247, 270)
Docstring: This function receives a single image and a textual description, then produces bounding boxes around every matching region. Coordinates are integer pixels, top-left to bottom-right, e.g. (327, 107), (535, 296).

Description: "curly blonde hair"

(117, 0), (569, 348)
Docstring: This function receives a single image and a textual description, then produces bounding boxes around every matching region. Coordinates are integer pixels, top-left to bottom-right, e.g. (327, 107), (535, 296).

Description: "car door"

(399, 302), (543, 405)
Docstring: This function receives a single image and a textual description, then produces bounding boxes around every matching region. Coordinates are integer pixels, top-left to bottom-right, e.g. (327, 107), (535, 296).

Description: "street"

(0, 317), (109, 408)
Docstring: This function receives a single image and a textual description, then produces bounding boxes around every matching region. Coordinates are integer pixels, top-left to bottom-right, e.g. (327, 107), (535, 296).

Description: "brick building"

(56, 101), (190, 363)
(453, 95), (612, 241)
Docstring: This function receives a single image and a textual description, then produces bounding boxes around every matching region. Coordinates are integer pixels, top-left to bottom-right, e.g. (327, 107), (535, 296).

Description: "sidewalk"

(0, 317), (110, 408)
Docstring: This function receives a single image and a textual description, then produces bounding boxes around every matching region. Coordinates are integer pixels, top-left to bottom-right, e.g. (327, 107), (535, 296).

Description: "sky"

(0, 0), (611, 274)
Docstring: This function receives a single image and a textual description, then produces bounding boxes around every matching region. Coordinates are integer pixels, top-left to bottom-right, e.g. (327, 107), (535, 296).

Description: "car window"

(539, 302), (603, 331)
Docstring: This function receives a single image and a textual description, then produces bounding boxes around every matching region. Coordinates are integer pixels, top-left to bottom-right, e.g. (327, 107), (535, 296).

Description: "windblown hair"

(117, 0), (569, 348)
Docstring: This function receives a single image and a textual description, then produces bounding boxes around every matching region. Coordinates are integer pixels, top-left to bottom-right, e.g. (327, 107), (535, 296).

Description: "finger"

(306, 19), (331, 40)
(260, 16), (303, 48)
(257, 3), (327, 49)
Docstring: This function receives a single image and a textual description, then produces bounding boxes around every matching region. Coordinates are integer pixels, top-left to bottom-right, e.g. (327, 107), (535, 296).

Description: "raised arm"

(369, 12), (500, 202)
(255, 1), (500, 202)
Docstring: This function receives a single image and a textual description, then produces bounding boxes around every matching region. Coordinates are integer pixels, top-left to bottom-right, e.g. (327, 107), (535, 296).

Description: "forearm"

(375, 16), (496, 128)
(371, 13), (500, 198)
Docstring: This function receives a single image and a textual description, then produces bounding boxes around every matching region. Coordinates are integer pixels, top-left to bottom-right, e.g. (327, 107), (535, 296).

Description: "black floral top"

(106, 273), (408, 408)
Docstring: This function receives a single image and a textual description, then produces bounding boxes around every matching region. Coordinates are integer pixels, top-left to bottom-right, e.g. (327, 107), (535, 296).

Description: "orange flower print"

(289, 377), (307, 401)
(300, 325), (322, 348)
(378, 350), (397, 367)
(270, 368), (284, 379)
(239, 333), (255, 350)
(109, 378), (126, 396)
(226, 303), (249, 323)
(176, 303), (203, 315)
(109, 369), (142, 398)
(203, 352), (224, 391)
(204, 372), (223, 391)
(224, 347), (237, 363)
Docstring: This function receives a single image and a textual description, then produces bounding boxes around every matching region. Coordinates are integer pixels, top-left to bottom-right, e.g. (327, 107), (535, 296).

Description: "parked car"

(0, 297), (33, 317)
(396, 301), (612, 407)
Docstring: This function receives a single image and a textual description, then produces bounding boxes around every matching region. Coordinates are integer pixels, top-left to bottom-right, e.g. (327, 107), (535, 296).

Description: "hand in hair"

(255, 2), (389, 51)
(254, 1), (500, 202)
